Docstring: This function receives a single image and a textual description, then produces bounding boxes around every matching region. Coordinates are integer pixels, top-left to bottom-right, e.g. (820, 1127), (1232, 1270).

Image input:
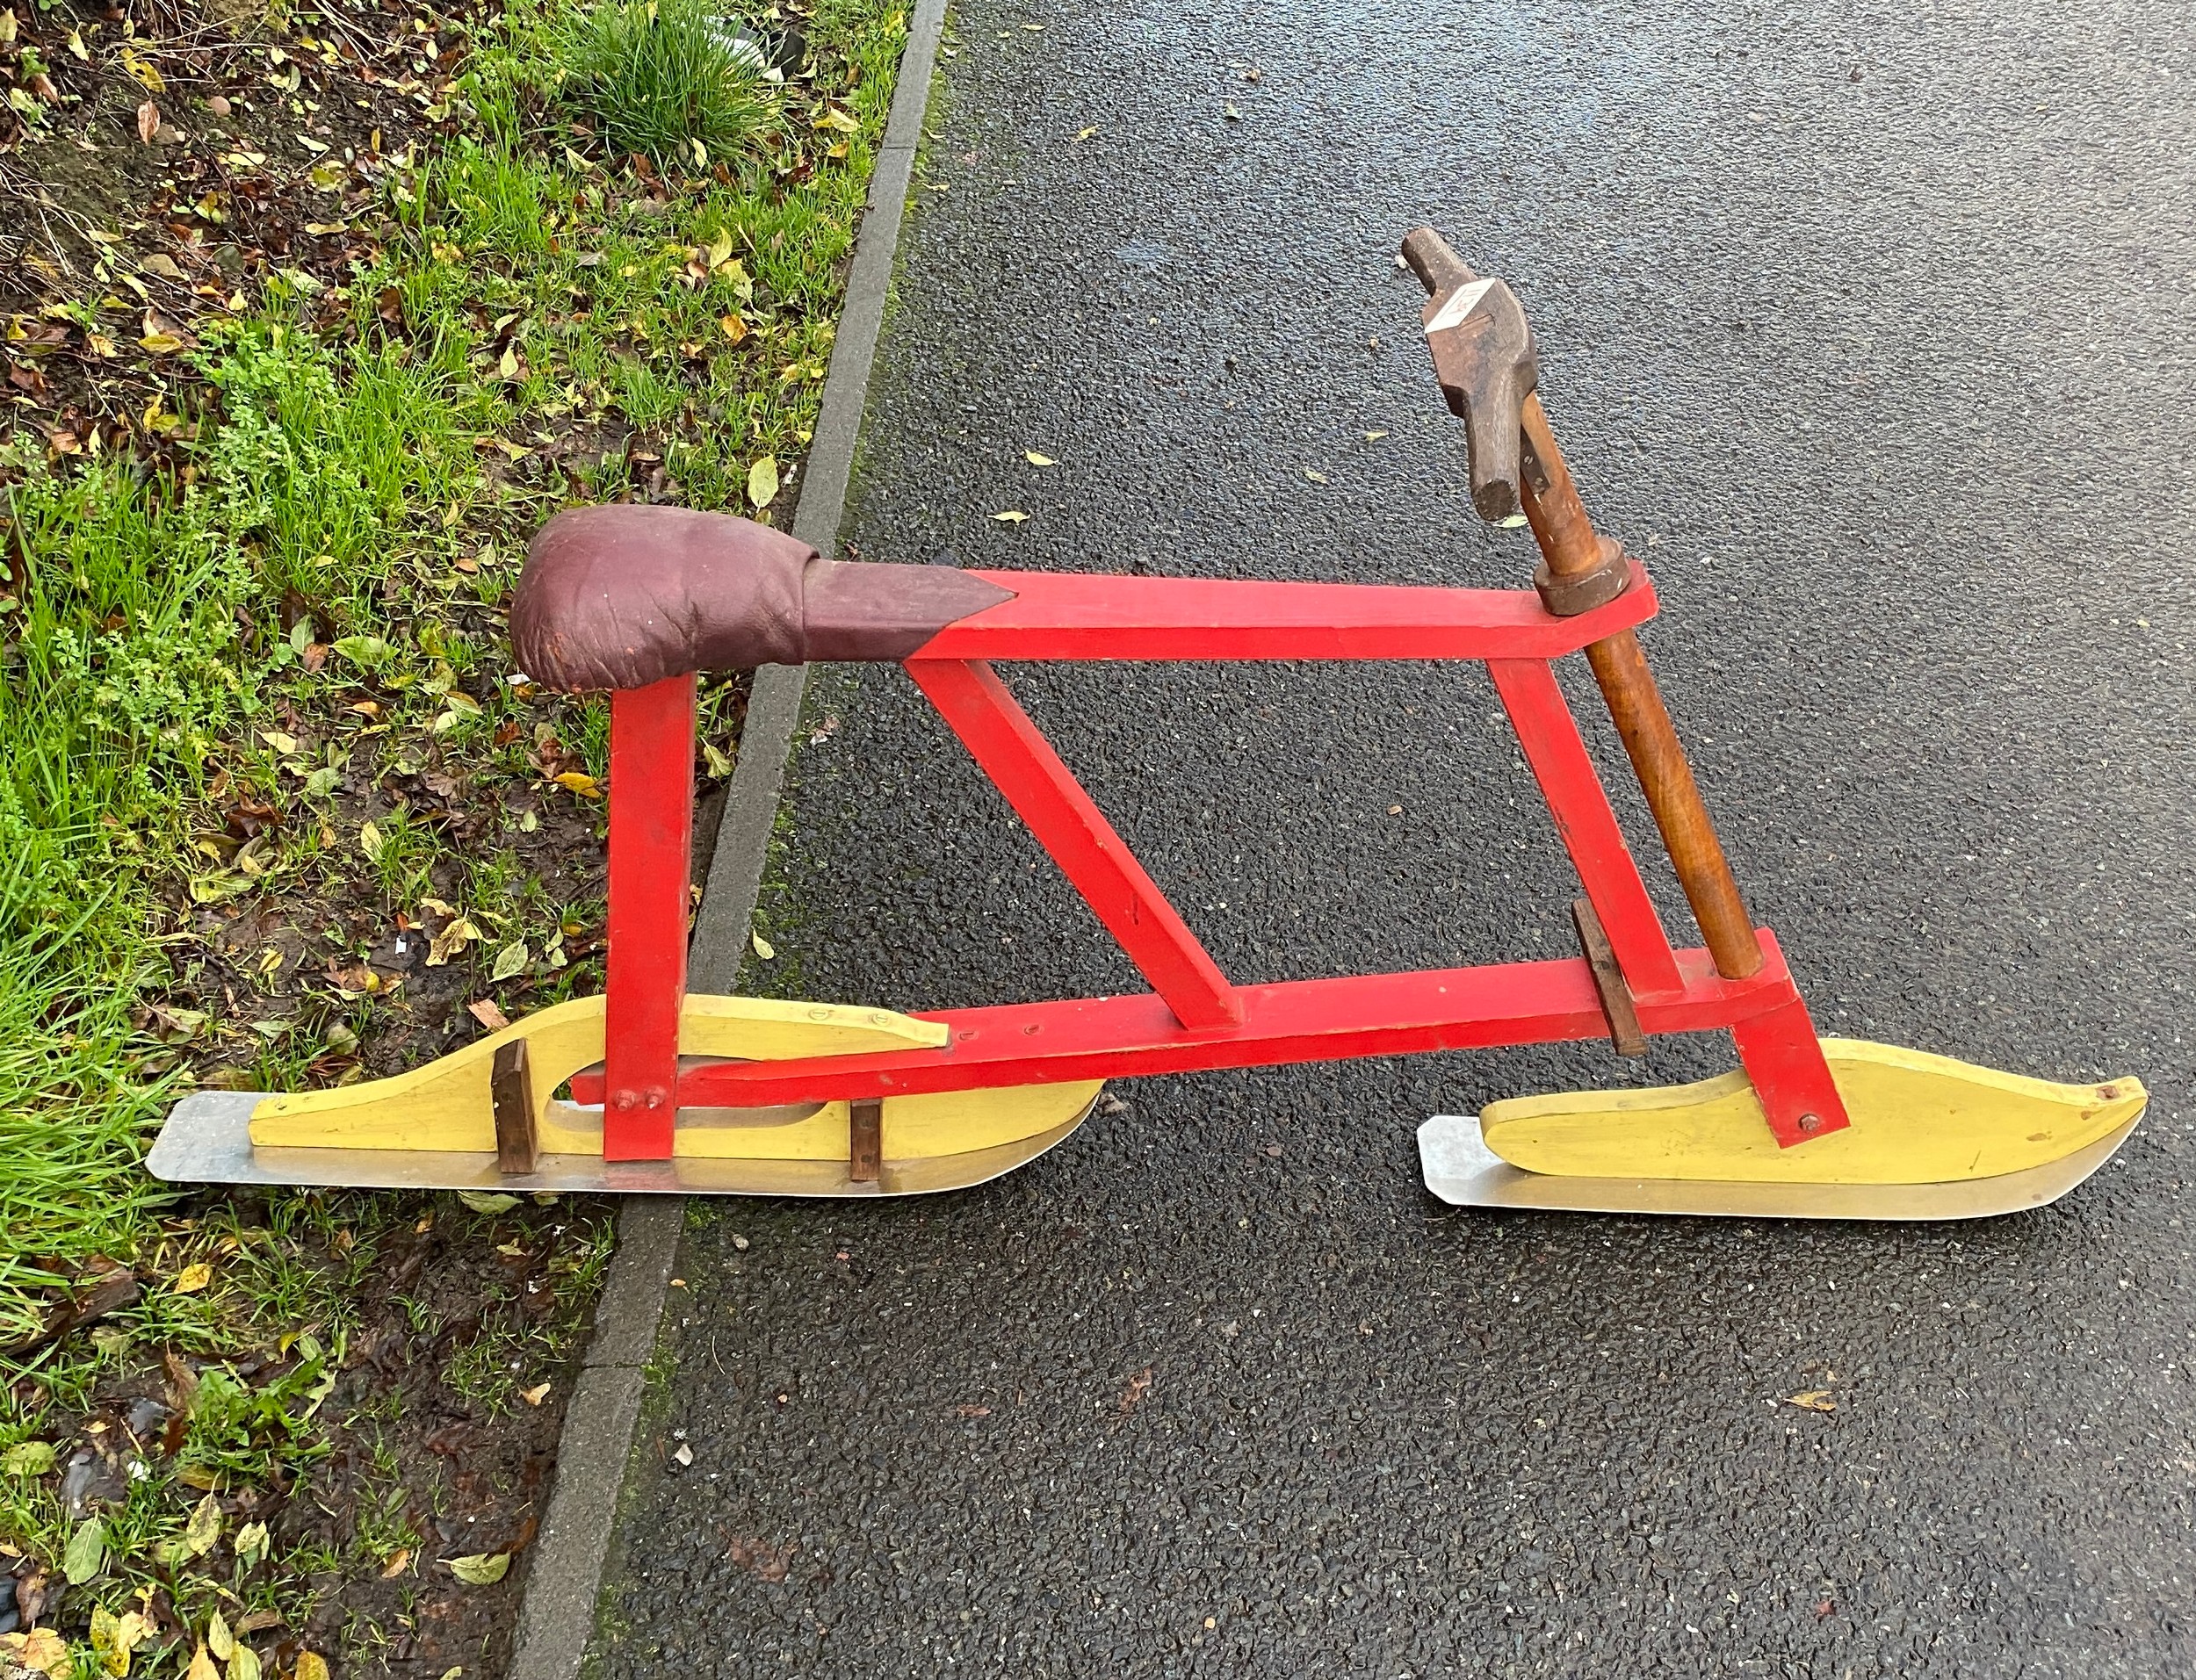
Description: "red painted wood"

(602, 674), (696, 1160)
(1487, 659), (1685, 996)
(572, 934), (1802, 1108)
(908, 658), (1244, 1032)
(911, 563), (1657, 662)
(1729, 992), (1853, 1147)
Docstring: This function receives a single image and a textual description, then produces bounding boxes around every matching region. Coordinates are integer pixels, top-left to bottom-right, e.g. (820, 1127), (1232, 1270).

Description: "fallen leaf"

(141, 333), (187, 355)
(520, 1382), (552, 1406)
(90, 1605), (153, 1676)
(466, 999), (510, 1030)
(379, 1548), (412, 1579)
(331, 634), (393, 667)
(750, 931), (776, 960)
(1362, 429), (1389, 441)
(424, 917), (480, 966)
(294, 1657), (330, 1680)
(813, 106), (860, 133)
(1303, 468), (1327, 484)
(719, 312), (748, 344)
(447, 1552), (511, 1586)
(1023, 450), (1056, 466)
(747, 454), (780, 509)
(137, 100), (159, 144)
(1785, 1389), (1837, 1412)
(184, 1491), (221, 1556)
(4, 1629), (73, 1678)
(259, 730), (300, 756)
(1118, 1366), (1153, 1414)
(955, 1404), (991, 1417)
(233, 1520), (269, 1567)
(4, 1440), (56, 1476)
(457, 1191), (520, 1215)
(63, 1517), (105, 1584)
(490, 941), (529, 983)
(185, 1646), (220, 1680)
(552, 770), (602, 799)
(1073, 126), (1096, 141)
(206, 1612), (234, 1661)
(1498, 513), (1529, 530)
(671, 1442), (694, 1467)
(230, 1644), (263, 1680)
(992, 510), (1029, 523)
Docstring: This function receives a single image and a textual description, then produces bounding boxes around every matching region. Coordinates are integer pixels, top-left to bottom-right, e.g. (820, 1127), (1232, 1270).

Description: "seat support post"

(603, 673), (697, 1160)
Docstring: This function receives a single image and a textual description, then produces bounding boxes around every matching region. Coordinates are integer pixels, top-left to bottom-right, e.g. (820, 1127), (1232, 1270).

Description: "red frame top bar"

(910, 562), (1656, 662)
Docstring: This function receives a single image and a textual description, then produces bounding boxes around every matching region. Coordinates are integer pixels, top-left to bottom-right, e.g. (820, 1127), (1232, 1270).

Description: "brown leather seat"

(510, 504), (1015, 691)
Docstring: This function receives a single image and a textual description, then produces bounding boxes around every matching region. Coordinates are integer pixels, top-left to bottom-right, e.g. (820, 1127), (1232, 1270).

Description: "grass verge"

(1, 0), (907, 1669)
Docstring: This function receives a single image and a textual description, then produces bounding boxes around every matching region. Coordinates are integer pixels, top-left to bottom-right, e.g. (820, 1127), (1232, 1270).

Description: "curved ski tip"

(1480, 1037), (2147, 1188)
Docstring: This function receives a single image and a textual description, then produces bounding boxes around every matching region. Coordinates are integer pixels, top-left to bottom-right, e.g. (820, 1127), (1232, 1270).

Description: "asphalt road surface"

(594, 1), (2196, 1673)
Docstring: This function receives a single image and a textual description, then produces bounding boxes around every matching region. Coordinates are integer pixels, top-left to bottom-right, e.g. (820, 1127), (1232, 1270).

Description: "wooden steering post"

(1400, 227), (1762, 983)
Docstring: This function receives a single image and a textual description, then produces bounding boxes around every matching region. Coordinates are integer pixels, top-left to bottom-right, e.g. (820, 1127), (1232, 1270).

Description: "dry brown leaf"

(466, 999), (510, 1030)
(137, 100), (160, 144)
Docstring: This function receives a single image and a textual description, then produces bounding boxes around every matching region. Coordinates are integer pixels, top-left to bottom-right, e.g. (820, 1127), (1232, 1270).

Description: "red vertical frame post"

(603, 673), (697, 1160)
(907, 659), (1243, 1032)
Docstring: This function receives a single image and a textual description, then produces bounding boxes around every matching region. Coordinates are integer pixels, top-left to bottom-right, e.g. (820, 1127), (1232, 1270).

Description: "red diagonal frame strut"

(906, 657), (1243, 1031)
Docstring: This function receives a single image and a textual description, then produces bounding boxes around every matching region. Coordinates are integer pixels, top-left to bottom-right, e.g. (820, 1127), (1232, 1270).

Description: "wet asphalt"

(593, 1), (2196, 1675)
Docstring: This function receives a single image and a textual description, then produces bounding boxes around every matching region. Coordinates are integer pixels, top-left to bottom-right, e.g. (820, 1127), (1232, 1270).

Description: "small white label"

(1425, 277), (1496, 335)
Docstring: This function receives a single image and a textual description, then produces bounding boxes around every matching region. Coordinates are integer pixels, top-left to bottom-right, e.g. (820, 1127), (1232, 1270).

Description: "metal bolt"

(613, 1091), (637, 1112)
(1797, 1112), (1824, 1134)
(646, 1087), (667, 1109)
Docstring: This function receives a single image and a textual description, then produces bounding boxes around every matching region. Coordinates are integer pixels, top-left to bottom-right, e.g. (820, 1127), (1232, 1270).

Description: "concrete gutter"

(503, 1), (950, 1669)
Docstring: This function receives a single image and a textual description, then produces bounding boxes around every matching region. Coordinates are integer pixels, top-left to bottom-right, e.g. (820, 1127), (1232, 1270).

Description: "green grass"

(1, 0), (909, 1661)
(546, 0), (786, 169)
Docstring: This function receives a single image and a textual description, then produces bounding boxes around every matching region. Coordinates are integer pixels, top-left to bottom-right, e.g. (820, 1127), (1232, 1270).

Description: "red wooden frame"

(601, 674), (695, 1159)
(582, 564), (1851, 1156)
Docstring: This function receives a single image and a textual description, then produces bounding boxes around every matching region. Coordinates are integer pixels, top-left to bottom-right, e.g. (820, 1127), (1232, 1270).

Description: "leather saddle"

(510, 504), (1015, 691)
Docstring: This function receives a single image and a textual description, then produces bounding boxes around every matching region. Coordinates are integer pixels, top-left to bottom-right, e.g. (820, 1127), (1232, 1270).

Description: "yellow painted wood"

(885, 1082), (1104, 1161)
(531, 1080), (1107, 1162)
(248, 995), (949, 1153)
(1480, 1038), (2147, 1184)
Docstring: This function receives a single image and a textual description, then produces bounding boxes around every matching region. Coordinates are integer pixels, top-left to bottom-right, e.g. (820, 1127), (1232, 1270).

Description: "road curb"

(504, 0), (950, 1671)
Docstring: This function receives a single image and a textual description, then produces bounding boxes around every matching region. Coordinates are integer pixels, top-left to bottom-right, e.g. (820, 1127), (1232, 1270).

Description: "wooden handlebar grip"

(1518, 395), (1765, 982)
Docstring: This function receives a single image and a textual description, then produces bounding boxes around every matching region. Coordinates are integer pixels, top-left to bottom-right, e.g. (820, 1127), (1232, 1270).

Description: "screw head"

(613, 1091), (637, 1112)
(1798, 1111), (1824, 1135)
